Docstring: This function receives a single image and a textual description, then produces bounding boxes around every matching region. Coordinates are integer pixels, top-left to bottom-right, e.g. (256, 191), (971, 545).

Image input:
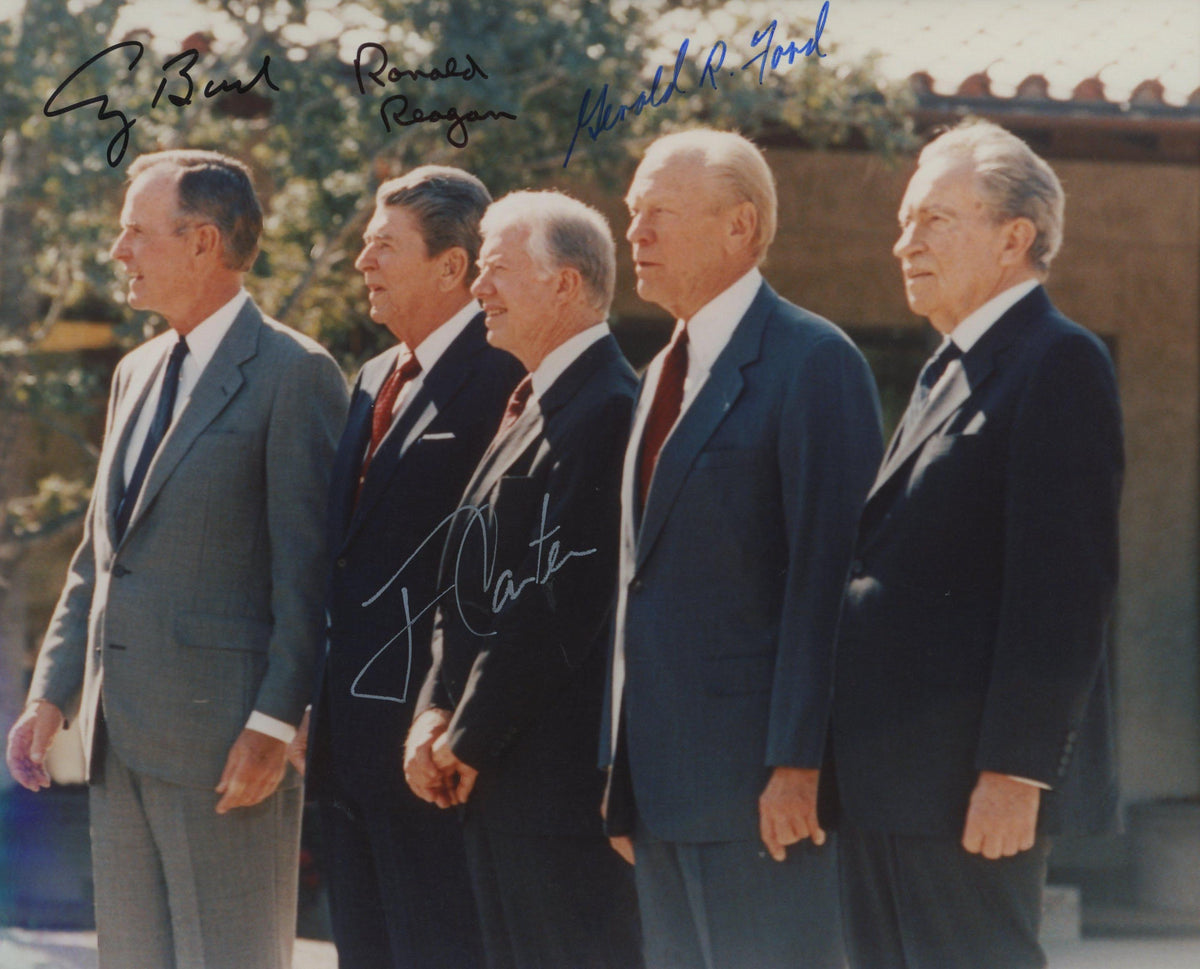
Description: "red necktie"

(498, 374), (534, 434)
(359, 346), (421, 493)
(638, 325), (689, 507)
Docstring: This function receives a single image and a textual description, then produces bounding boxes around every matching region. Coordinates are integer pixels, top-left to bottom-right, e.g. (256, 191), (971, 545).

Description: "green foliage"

(0, 0), (914, 539)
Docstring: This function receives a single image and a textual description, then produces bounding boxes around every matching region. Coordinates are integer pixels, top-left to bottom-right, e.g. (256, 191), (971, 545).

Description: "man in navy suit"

(292, 166), (522, 969)
(406, 190), (642, 969)
(601, 129), (883, 969)
(826, 120), (1123, 969)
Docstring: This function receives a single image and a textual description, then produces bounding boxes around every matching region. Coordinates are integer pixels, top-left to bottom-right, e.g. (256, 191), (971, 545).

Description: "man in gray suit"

(5, 150), (348, 969)
(601, 129), (883, 969)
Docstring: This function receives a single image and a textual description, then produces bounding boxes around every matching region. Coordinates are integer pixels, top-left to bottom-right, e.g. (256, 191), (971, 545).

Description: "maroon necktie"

(638, 325), (689, 507)
(358, 346), (421, 493)
(498, 374), (534, 434)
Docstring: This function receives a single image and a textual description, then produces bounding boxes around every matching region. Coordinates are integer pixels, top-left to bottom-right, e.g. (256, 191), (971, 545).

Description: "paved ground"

(5, 929), (1200, 968)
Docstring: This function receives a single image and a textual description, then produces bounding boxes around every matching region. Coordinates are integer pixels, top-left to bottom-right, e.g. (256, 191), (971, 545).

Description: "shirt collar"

(181, 289), (249, 371)
(531, 322), (609, 399)
(681, 268), (762, 374)
(948, 279), (1039, 353)
(410, 300), (480, 373)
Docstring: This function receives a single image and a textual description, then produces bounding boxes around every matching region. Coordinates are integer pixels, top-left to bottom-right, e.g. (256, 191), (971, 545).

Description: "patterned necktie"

(358, 346), (421, 491)
(638, 324), (689, 507)
(897, 340), (962, 447)
(115, 336), (189, 542)
(498, 374), (534, 434)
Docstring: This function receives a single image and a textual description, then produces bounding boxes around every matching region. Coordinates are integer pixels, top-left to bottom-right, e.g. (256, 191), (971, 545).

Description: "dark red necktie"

(358, 346), (421, 494)
(498, 374), (534, 434)
(638, 325), (689, 507)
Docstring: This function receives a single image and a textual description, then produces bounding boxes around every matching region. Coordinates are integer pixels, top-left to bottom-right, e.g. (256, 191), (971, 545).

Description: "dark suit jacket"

(30, 299), (348, 788)
(308, 313), (522, 798)
(826, 286), (1124, 838)
(602, 282), (883, 843)
(418, 333), (637, 838)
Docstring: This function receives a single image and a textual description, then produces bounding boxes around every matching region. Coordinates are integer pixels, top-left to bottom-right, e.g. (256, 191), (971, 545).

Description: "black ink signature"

(353, 493), (596, 703)
(354, 42), (517, 149)
(562, 1), (830, 167)
(43, 41), (279, 168)
(378, 95), (517, 149)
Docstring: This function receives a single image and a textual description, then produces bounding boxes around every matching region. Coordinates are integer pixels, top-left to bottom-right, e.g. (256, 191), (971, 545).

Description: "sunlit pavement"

(5, 929), (1200, 968)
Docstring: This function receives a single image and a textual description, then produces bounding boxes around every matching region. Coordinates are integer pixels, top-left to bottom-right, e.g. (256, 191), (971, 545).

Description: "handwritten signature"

(354, 42), (517, 149)
(351, 493), (596, 704)
(562, 1), (829, 167)
(43, 42), (278, 168)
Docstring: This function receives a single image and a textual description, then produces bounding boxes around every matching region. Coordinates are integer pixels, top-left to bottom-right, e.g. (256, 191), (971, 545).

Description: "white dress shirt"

(530, 322), (609, 401)
(630, 267), (762, 454)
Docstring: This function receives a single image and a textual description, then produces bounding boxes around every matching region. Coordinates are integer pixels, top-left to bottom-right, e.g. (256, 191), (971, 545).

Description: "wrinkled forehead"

(121, 166), (182, 223)
(899, 157), (983, 215)
(627, 150), (714, 205)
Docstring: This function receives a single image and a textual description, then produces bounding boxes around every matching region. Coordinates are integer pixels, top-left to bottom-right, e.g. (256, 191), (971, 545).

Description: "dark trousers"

(318, 786), (483, 969)
(838, 825), (1051, 969)
(463, 810), (644, 969)
(632, 829), (843, 969)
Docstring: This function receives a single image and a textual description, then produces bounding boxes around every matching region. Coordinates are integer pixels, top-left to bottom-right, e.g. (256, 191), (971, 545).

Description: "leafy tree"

(0, 0), (914, 687)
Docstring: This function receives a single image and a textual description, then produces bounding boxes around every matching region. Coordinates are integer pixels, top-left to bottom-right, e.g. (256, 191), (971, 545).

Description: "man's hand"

(6, 700), (65, 792)
(962, 770), (1041, 859)
(608, 835), (636, 865)
(215, 728), (288, 815)
(405, 708), (455, 807)
(431, 733), (478, 806)
(759, 766), (825, 861)
(286, 708), (310, 776)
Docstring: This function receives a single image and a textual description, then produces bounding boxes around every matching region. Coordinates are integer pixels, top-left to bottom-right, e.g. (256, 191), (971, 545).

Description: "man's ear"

(999, 217), (1037, 268)
(192, 223), (224, 264)
(724, 200), (759, 258)
(437, 247), (470, 291)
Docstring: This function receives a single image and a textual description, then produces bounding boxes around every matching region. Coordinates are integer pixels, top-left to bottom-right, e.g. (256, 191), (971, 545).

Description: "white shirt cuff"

(1007, 774), (1051, 791)
(246, 711), (297, 744)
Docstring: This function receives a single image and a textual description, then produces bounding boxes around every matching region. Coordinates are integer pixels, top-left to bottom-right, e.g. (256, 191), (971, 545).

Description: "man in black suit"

(826, 119), (1124, 969)
(292, 166), (522, 969)
(405, 190), (642, 969)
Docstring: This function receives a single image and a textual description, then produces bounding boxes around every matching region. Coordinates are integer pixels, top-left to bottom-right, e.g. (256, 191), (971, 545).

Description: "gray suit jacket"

(30, 299), (348, 789)
(602, 282), (883, 842)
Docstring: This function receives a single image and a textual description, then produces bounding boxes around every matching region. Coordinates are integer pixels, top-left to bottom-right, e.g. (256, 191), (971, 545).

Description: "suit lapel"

(103, 339), (173, 543)
(634, 284), (772, 573)
(866, 286), (1044, 502)
(121, 301), (258, 541)
(349, 317), (490, 542)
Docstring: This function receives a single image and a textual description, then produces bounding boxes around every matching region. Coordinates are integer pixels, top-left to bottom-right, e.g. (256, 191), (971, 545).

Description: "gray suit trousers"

(90, 737), (302, 969)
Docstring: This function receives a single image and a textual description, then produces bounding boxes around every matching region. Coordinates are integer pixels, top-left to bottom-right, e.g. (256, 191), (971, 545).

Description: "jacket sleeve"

(975, 331), (1123, 784)
(251, 347), (348, 726)
(766, 334), (883, 768)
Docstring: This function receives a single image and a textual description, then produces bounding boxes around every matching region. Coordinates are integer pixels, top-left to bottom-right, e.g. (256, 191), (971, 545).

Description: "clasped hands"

(405, 708), (477, 808)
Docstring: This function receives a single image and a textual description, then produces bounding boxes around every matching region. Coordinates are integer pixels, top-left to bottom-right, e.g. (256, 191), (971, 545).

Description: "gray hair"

(640, 128), (778, 264)
(480, 191), (616, 315)
(127, 150), (262, 272)
(919, 119), (1065, 273)
(376, 166), (492, 282)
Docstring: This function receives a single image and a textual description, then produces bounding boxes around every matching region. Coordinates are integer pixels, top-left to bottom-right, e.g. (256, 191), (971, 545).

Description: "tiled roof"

(828, 0), (1199, 110)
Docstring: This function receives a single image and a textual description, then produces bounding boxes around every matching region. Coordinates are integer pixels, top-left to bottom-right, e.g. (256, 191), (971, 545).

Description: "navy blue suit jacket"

(307, 313), (522, 797)
(603, 282), (883, 842)
(825, 286), (1123, 838)
(418, 334), (637, 838)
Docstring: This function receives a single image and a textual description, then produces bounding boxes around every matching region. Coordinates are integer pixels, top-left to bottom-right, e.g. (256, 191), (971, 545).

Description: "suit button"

(112, 564), (130, 578)
(849, 559), (865, 578)
(629, 578), (645, 593)
(336, 558), (347, 569)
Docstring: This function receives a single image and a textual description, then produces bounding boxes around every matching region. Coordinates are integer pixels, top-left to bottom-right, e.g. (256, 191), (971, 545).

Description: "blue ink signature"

(352, 493), (596, 703)
(43, 41), (278, 168)
(354, 41), (518, 148)
(562, 1), (830, 167)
